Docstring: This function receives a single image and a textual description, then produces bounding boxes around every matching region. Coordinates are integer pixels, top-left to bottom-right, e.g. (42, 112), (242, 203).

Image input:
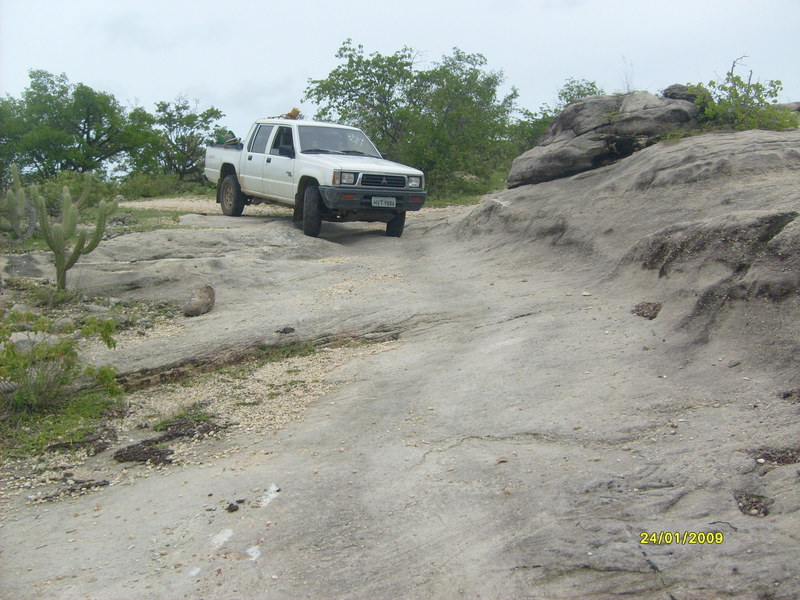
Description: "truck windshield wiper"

(301, 148), (338, 154)
(340, 150), (374, 156)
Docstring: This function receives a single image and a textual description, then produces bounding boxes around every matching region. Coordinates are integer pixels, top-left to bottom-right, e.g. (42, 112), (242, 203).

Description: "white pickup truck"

(204, 118), (427, 237)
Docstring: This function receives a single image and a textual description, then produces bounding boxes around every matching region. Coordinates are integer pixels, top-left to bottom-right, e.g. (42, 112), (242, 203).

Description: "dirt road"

(1, 173), (799, 599)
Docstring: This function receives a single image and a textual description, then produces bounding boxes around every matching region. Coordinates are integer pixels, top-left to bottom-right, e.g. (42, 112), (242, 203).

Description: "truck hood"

(300, 153), (423, 176)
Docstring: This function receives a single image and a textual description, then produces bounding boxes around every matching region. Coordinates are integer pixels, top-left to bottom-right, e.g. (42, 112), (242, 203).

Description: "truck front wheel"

(220, 175), (245, 217)
(386, 211), (406, 237)
(303, 185), (322, 237)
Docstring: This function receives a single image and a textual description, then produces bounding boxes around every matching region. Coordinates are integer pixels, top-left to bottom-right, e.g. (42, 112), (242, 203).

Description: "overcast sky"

(1, 0), (798, 138)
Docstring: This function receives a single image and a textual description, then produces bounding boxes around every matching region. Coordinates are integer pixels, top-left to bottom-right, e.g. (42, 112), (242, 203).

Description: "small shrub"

(688, 59), (799, 131)
(36, 171), (116, 214)
(1, 330), (81, 412)
(119, 173), (214, 199)
(257, 342), (317, 362)
(153, 403), (214, 431)
(84, 365), (123, 397)
(0, 312), (118, 413)
(81, 317), (118, 350)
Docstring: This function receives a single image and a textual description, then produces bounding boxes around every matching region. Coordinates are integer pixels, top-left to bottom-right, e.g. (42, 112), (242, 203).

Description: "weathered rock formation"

(621, 210), (799, 282)
(777, 101), (800, 115)
(620, 209), (800, 340)
(593, 128), (800, 193)
(500, 87), (800, 354)
(461, 127), (800, 365)
(507, 91), (698, 187)
(661, 83), (696, 101)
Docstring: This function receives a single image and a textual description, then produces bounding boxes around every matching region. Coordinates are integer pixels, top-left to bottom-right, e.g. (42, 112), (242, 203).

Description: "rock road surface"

(2, 131), (800, 600)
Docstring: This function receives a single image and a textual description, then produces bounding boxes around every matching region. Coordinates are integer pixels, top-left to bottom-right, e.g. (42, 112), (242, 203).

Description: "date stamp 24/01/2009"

(640, 531), (725, 545)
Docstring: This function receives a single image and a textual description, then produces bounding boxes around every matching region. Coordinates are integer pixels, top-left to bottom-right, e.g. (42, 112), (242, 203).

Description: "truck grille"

(361, 174), (406, 188)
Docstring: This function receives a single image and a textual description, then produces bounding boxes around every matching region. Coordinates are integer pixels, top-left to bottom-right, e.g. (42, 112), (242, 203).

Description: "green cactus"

(0, 165), (37, 242)
(30, 185), (118, 291)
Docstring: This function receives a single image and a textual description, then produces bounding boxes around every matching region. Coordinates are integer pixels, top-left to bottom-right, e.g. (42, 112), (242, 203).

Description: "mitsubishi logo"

(381, 177), (388, 185)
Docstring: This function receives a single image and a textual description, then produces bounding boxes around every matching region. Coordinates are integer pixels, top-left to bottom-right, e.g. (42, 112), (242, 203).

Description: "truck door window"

(270, 126), (294, 156)
(248, 125), (274, 154)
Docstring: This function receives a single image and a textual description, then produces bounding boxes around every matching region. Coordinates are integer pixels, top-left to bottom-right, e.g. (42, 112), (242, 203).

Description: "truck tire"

(303, 185), (322, 237)
(220, 175), (245, 217)
(386, 211), (406, 237)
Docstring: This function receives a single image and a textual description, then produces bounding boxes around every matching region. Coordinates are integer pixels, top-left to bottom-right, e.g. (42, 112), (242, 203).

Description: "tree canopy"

(305, 41), (520, 193)
(0, 70), (225, 185)
(3, 50), (795, 202)
(0, 70), (153, 181)
(127, 96), (225, 181)
(304, 40), (416, 151)
(304, 41), (605, 194)
(2, 59), (606, 197)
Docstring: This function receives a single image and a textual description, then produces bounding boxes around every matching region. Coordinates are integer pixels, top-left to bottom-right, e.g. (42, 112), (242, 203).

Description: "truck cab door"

(241, 124), (274, 193)
(263, 125), (296, 202)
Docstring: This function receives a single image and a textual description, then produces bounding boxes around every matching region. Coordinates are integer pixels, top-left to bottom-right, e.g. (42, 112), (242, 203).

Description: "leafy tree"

(545, 77), (605, 116)
(0, 97), (23, 186)
(128, 96), (224, 181)
(507, 107), (554, 156)
(689, 58), (798, 131)
(1, 70), (154, 181)
(304, 39), (416, 153)
(404, 49), (518, 189)
(304, 41), (517, 192)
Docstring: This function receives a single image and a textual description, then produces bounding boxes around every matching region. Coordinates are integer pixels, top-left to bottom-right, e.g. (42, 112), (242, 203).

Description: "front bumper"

(318, 186), (427, 212)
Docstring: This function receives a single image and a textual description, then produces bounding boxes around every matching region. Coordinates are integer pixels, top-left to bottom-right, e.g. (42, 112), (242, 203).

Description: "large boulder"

(661, 83), (696, 101)
(507, 92), (698, 188)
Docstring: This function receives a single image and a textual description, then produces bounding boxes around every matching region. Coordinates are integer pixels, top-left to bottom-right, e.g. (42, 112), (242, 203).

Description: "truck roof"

(254, 118), (360, 130)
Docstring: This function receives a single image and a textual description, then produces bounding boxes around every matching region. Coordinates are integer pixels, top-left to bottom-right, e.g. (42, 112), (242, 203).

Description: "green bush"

(689, 60), (798, 131)
(119, 173), (214, 199)
(36, 170), (117, 215)
(1, 333), (81, 412)
(0, 311), (119, 413)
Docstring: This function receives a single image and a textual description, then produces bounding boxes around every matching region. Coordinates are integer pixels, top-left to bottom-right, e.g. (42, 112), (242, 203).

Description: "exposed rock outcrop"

(777, 101), (800, 114)
(461, 128), (800, 361)
(620, 210), (800, 339)
(507, 91), (698, 187)
(593, 128), (800, 193)
(620, 210), (799, 281)
(661, 83), (696, 102)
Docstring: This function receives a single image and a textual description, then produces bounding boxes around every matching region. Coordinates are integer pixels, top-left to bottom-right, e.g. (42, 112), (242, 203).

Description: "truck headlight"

(333, 171), (357, 185)
(408, 176), (422, 188)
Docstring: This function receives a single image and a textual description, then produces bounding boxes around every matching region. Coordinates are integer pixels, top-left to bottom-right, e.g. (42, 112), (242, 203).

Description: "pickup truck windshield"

(298, 126), (381, 158)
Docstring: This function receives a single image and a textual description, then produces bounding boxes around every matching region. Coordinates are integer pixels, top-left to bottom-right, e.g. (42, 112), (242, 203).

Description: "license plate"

(371, 196), (396, 208)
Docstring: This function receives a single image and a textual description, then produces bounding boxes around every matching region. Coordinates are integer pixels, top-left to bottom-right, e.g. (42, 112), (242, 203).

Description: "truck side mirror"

(279, 145), (295, 159)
